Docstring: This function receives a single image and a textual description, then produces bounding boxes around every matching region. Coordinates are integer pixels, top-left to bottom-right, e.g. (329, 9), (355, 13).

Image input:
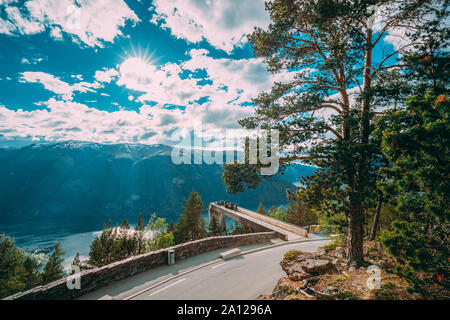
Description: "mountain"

(0, 142), (315, 228)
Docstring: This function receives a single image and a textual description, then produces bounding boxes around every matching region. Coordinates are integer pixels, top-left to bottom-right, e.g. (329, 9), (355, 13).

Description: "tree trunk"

(347, 194), (365, 267)
(370, 196), (383, 241)
(361, 27), (373, 144)
(344, 25), (374, 268)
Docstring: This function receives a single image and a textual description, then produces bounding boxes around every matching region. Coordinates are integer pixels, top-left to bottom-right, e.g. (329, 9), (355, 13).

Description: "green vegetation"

(283, 250), (302, 261)
(88, 214), (175, 267)
(222, 0), (448, 297)
(377, 51), (449, 296)
(2, 0), (447, 301)
(229, 223), (255, 235)
(146, 213), (175, 251)
(321, 235), (347, 252)
(256, 202), (268, 215)
(173, 192), (208, 244)
(207, 216), (223, 237)
(0, 235), (65, 299)
(42, 242), (65, 285)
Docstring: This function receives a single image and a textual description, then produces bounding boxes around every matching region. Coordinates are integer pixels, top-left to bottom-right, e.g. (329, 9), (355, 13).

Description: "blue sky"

(0, 0), (400, 148)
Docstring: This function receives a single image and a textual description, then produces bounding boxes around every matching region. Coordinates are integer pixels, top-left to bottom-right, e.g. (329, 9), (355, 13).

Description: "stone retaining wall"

(5, 232), (276, 300)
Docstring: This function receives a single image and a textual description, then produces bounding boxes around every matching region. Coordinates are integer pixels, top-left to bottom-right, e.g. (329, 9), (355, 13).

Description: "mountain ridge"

(0, 142), (316, 227)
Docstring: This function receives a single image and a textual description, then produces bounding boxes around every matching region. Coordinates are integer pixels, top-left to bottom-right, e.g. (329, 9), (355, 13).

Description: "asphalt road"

(80, 238), (329, 300)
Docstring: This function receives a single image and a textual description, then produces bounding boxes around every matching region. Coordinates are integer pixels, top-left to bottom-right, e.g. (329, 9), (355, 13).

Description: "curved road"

(80, 238), (329, 300)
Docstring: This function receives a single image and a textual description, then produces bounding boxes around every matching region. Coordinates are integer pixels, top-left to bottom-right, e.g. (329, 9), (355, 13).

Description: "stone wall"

(5, 232), (275, 300)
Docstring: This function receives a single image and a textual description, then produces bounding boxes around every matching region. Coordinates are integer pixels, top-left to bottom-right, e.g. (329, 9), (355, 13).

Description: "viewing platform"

(209, 202), (309, 241)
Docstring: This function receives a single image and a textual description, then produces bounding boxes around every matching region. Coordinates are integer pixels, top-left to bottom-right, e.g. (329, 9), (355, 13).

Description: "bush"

(283, 250), (302, 260)
(321, 235), (346, 252)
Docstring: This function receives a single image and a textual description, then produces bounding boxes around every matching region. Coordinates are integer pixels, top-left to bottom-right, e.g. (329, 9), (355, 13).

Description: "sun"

(120, 57), (153, 75)
(119, 42), (157, 67)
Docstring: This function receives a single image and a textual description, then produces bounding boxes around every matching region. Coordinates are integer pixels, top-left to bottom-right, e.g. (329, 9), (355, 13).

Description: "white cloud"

(150, 0), (270, 52)
(0, 17), (18, 35)
(20, 71), (101, 100)
(94, 68), (119, 83)
(0, 0), (140, 47)
(116, 50), (293, 110)
(49, 26), (63, 40)
(4, 6), (45, 35)
(182, 49), (293, 104)
(0, 99), (155, 144)
(116, 57), (215, 106)
(21, 57), (44, 65)
(0, 0), (18, 4)
(0, 99), (185, 145)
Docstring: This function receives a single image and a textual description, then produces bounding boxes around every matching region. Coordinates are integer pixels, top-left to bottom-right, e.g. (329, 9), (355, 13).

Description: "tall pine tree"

(42, 242), (65, 285)
(223, 0), (438, 266)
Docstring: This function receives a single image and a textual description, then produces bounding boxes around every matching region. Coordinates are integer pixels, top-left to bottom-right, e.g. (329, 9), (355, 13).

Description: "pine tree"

(136, 212), (145, 231)
(182, 192), (204, 240)
(0, 235), (27, 298)
(286, 190), (318, 227)
(173, 192), (208, 243)
(174, 213), (189, 244)
(23, 256), (41, 289)
(89, 220), (119, 267)
(167, 220), (175, 233)
(377, 37), (449, 295)
(0, 235), (45, 298)
(71, 252), (90, 271)
(380, 90), (449, 296)
(223, 0), (437, 266)
(207, 216), (222, 236)
(42, 242), (65, 285)
(121, 218), (130, 229)
(198, 218), (208, 239)
(256, 202), (267, 215)
(134, 212), (146, 254)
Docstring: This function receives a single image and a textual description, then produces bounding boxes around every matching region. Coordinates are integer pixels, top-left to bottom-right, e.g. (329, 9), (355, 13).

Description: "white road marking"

(211, 261), (231, 269)
(148, 278), (186, 297)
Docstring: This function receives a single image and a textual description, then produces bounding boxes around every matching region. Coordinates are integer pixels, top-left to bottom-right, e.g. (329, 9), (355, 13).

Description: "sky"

(0, 0), (401, 148)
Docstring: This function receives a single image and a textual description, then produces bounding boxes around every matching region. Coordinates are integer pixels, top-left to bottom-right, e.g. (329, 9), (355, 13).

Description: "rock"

(323, 286), (339, 295)
(256, 294), (273, 300)
(303, 275), (321, 286)
(315, 249), (327, 257)
(272, 278), (295, 300)
(298, 259), (336, 275)
(281, 260), (312, 281)
(335, 247), (346, 258)
(285, 294), (315, 300)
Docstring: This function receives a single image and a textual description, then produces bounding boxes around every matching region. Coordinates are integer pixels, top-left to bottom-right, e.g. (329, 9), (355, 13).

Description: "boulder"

(280, 261), (312, 281)
(298, 259), (335, 275)
(335, 247), (346, 258)
(272, 278), (295, 300)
